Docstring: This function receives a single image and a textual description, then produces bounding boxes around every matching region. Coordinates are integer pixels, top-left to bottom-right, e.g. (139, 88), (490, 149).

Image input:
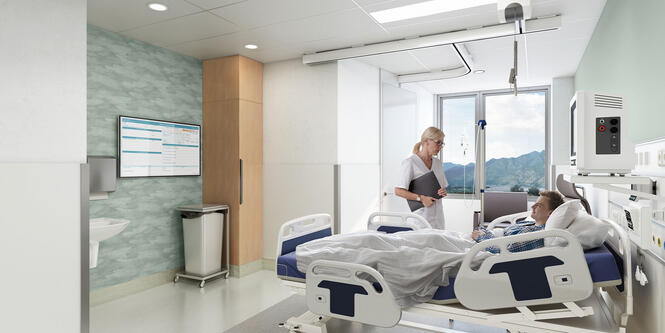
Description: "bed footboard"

(276, 214), (333, 273)
(305, 259), (401, 327)
(455, 229), (593, 310)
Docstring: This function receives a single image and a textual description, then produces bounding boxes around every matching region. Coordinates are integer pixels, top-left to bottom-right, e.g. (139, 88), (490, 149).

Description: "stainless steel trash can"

(177, 204), (226, 276)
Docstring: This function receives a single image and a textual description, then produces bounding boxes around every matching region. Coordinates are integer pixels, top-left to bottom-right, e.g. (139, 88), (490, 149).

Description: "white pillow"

(544, 200), (583, 231)
(566, 210), (611, 250)
(545, 210), (611, 249)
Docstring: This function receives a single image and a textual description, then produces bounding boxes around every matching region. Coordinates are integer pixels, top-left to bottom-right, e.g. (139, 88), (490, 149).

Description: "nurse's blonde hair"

(413, 127), (445, 154)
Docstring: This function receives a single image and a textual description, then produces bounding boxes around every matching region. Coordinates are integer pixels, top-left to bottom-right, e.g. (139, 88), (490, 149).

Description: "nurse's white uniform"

(397, 154), (448, 229)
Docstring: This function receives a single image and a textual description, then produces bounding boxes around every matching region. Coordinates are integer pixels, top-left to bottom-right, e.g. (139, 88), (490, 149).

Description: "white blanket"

(295, 229), (490, 307)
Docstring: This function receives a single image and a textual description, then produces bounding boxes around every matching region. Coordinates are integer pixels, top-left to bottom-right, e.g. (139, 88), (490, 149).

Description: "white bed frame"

(277, 212), (633, 333)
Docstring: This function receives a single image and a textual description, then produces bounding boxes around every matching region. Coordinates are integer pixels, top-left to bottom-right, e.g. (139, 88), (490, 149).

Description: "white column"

(0, 1), (86, 332)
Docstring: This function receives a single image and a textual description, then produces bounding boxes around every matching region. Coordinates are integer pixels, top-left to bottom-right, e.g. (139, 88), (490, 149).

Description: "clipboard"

(406, 171), (442, 211)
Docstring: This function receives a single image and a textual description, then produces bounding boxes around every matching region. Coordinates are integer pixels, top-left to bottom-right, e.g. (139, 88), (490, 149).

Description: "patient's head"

(531, 190), (565, 225)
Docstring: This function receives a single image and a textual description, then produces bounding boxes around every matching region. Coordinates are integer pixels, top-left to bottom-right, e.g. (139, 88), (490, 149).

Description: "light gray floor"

(225, 294), (506, 333)
(91, 269), (508, 333)
(90, 270), (294, 333)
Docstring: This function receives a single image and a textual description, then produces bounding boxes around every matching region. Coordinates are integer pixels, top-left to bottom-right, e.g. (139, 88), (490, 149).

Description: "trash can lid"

(176, 203), (228, 213)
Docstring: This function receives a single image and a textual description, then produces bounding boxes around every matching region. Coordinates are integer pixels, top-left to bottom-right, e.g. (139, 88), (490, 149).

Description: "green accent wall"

(87, 25), (202, 290)
(575, 0), (665, 143)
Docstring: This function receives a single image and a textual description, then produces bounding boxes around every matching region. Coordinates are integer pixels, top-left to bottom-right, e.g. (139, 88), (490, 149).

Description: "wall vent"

(594, 94), (623, 109)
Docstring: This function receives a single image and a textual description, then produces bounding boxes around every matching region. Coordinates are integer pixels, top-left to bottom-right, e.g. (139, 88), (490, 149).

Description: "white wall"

(263, 59), (338, 259)
(0, 1), (86, 332)
(402, 82), (435, 136)
(551, 77), (575, 165)
(337, 59), (381, 233)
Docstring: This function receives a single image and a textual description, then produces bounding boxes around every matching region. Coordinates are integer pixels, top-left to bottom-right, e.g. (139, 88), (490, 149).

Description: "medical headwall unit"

(570, 91), (635, 175)
(202, 55), (263, 273)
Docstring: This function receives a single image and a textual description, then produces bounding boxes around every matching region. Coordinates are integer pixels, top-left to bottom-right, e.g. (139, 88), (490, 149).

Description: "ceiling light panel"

(148, 3), (168, 11)
(370, 0), (497, 23)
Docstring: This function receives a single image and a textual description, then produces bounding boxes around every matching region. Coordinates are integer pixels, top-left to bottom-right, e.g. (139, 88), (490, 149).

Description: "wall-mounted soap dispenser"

(88, 156), (116, 200)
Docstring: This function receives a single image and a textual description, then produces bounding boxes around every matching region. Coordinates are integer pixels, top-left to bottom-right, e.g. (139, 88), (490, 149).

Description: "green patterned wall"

(575, 0), (665, 143)
(87, 25), (202, 290)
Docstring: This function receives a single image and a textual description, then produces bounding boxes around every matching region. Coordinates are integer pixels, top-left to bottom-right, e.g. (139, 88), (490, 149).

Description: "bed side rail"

(276, 214), (333, 261)
(367, 211), (431, 233)
(486, 211), (530, 230)
(601, 217), (632, 326)
(305, 259), (401, 327)
(455, 229), (593, 310)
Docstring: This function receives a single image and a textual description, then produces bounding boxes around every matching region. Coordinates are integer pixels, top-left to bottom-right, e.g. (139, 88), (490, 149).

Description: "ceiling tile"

(409, 45), (464, 70)
(246, 8), (389, 47)
(358, 51), (428, 74)
(167, 30), (264, 59)
(122, 12), (239, 47)
(185, 0), (247, 10)
(87, 0), (202, 32)
(210, 0), (358, 29)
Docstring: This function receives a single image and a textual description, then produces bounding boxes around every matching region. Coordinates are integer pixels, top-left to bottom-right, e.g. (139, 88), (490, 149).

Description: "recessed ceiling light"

(148, 3), (168, 11)
(473, 69), (486, 74)
(370, 0), (496, 24)
(244, 44), (258, 50)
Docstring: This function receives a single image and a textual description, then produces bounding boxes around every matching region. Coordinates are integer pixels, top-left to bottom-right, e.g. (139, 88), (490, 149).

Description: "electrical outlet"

(660, 150), (665, 167)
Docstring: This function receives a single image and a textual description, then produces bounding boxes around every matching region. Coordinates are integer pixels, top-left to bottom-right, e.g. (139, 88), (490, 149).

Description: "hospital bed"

(275, 212), (632, 333)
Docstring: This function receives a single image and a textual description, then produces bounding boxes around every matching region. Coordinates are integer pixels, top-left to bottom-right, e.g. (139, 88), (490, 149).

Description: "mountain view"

(443, 150), (546, 194)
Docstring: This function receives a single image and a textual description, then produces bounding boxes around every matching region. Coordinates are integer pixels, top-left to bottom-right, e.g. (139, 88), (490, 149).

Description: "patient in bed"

(471, 190), (565, 253)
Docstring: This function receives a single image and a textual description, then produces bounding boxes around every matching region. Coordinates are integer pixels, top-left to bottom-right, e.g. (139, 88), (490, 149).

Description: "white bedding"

(295, 229), (490, 307)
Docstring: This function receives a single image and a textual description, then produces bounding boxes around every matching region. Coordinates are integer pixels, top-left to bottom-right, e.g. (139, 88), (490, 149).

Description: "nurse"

(394, 127), (448, 229)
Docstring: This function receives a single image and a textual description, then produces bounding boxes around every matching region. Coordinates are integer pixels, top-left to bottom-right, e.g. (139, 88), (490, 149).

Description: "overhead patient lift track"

(277, 212), (632, 333)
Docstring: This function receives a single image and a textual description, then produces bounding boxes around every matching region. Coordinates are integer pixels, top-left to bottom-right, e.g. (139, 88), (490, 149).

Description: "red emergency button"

(598, 125), (606, 132)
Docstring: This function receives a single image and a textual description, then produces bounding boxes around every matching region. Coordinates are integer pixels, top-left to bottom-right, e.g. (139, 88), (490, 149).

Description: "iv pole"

(475, 119), (487, 226)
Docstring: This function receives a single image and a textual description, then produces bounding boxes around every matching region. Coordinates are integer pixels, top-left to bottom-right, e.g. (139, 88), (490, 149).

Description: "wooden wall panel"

(239, 100), (262, 164)
(238, 162), (262, 263)
(203, 56), (239, 103)
(203, 54), (262, 267)
(239, 56), (263, 104)
(238, 99), (262, 264)
(202, 100), (241, 265)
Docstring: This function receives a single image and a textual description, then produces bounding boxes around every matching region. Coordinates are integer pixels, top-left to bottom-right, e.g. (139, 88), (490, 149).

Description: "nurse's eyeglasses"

(430, 139), (445, 147)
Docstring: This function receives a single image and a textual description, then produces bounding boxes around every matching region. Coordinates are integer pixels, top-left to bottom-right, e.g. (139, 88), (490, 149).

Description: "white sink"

(90, 218), (130, 268)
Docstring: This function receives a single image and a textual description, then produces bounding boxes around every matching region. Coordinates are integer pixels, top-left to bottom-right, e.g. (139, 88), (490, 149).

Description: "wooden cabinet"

(203, 55), (262, 268)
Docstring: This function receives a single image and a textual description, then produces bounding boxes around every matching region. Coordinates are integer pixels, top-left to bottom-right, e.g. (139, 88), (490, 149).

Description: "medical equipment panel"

(570, 91), (635, 175)
(611, 201), (653, 249)
(635, 137), (665, 177)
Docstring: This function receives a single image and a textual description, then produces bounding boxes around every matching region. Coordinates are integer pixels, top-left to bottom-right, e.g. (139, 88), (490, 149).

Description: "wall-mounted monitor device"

(569, 91), (635, 175)
(118, 116), (201, 178)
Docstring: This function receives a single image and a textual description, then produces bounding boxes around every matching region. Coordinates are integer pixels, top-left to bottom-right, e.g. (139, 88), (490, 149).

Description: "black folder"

(406, 171), (442, 211)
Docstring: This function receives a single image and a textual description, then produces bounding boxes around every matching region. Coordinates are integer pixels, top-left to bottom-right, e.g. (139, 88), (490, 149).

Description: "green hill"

(443, 150), (545, 194)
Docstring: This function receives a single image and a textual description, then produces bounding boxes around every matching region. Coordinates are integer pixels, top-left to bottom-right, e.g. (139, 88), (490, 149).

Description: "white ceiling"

(88, 0), (607, 93)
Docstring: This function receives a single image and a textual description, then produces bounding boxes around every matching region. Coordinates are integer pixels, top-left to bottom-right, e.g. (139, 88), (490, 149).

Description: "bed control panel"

(596, 117), (621, 154)
(554, 274), (573, 285)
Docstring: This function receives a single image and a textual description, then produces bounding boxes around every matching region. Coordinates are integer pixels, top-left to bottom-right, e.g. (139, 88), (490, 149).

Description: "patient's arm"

(473, 228), (495, 242)
(504, 224), (546, 252)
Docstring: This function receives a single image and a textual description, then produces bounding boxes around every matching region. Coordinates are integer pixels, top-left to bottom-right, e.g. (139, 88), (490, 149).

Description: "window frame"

(437, 85), (551, 200)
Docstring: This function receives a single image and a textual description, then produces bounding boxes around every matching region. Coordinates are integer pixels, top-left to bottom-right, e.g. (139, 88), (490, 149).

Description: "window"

(440, 96), (476, 194)
(438, 87), (549, 197)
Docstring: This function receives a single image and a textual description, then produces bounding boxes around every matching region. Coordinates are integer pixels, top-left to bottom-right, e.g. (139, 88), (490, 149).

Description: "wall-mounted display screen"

(118, 116), (200, 178)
